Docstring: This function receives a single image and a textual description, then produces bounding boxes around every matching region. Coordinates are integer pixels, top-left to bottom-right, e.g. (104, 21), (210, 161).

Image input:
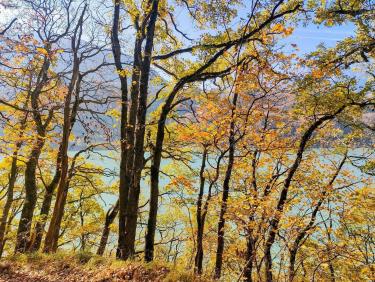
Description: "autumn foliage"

(0, 0), (374, 281)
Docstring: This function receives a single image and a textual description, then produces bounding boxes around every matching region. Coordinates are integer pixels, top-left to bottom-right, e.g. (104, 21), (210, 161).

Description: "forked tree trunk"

(43, 6), (87, 252)
(29, 183), (56, 252)
(15, 137), (45, 253)
(15, 51), (51, 254)
(125, 0), (160, 260)
(97, 200), (119, 256)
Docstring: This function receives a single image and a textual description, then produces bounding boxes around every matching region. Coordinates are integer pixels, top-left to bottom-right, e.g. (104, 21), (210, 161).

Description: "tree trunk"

(43, 6), (87, 252)
(0, 149), (20, 257)
(15, 137), (45, 253)
(109, 0), (130, 260)
(125, 0), (160, 260)
(144, 154), (161, 262)
(0, 98), (29, 257)
(97, 200), (119, 256)
(15, 48), (51, 254)
(117, 17), (143, 260)
(243, 236), (255, 282)
(194, 147), (207, 273)
(263, 107), (346, 282)
(29, 184), (55, 252)
(43, 76), (81, 253)
(214, 92), (238, 279)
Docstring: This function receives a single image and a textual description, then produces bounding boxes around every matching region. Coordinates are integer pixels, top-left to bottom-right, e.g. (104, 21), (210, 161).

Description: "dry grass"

(0, 252), (209, 282)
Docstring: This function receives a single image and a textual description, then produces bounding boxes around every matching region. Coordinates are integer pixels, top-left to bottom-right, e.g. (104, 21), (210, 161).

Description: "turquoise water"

(71, 148), (373, 211)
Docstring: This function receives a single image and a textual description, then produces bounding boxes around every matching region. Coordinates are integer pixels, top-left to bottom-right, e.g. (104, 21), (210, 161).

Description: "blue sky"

(284, 23), (355, 54)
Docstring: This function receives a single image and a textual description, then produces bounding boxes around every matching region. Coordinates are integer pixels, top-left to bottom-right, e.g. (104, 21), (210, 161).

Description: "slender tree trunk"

(144, 154), (160, 261)
(194, 147), (207, 273)
(326, 215), (336, 282)
(29, 144), (64, 251)
(43, 153), (69, 252)
(43, 6), (87, 253)
(125, 0), (160, 260)
(243, 222), (256, 282)
(214, 92), (238, 279)
(44, 162), (75, 253)
(0, 95), (31, 256)
(43, 77), (81, 253)
(0, 107), (29, 257)
(97, 200), (119, 256)
(15, 51), (51, 254)
(29, 184), (55, 252)
(243, 239), (255, 282)
(0, 150), (19, 257)
(109, 0), (130, 260)
(264, 107), (346, 282)
(15, 137), (45, 253)
(328, 260), (335, 282)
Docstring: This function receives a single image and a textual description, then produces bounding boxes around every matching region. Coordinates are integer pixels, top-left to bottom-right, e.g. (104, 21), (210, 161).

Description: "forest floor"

(0, 252), (203, 282)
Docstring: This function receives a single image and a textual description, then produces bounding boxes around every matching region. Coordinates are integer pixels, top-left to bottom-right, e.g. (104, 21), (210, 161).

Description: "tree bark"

(0, 149), (20, 257)
(15, 48), (51, 254)
(43, 5), (86, 253)
(43, 78), (81, 253)
(125, 0), (160, 260)
(109, 0), (131, 260)
(243, 231), (256, 282)
(263, 106), (347, 282)
(97, 200), (119, 256)
(29, 183), (55, 252)
(288, 154), (345, 282)
(15, 137), (45, 253)
(0, 108), (28, 257)
(194, 147), (207, 273)
(214, 91), (238, 279)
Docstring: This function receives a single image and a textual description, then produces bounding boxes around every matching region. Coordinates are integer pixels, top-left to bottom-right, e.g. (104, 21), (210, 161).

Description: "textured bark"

(194, 147), (207, 273)
(43, 5), (86, 253)
(29, 142), (63, 251)
(243, 151), (259, 282)
(44, 157), (76, 252)
(43, 79), (81, 253)
(0, 109), (28, 257)
(15, 50), (51, 254)
(125, 0), (160, 260)
(214, 91), (238, 279)
(110, 0), (130, 260)
(97, 200), (119, 256)
(117, 12), (143, 260)
(29, 183), (55, 252)
(0, 150), (20, 257)
(243, 231), (256, 282)
(143, 1), (301, 265)
(15, 137), (45, 253)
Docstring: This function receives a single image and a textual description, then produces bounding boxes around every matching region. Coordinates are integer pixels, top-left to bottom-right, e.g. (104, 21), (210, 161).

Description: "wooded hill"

(0, 0), (374, 281)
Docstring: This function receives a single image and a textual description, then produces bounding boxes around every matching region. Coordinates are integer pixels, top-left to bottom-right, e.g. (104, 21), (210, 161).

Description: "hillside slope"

(0, 253), (203, 282)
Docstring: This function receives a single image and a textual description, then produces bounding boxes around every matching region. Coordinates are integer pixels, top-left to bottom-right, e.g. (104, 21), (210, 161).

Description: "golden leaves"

(36, 47), (49, 56)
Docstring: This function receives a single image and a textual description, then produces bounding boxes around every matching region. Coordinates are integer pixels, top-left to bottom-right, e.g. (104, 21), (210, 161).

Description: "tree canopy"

(0, 0), (374, 281)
